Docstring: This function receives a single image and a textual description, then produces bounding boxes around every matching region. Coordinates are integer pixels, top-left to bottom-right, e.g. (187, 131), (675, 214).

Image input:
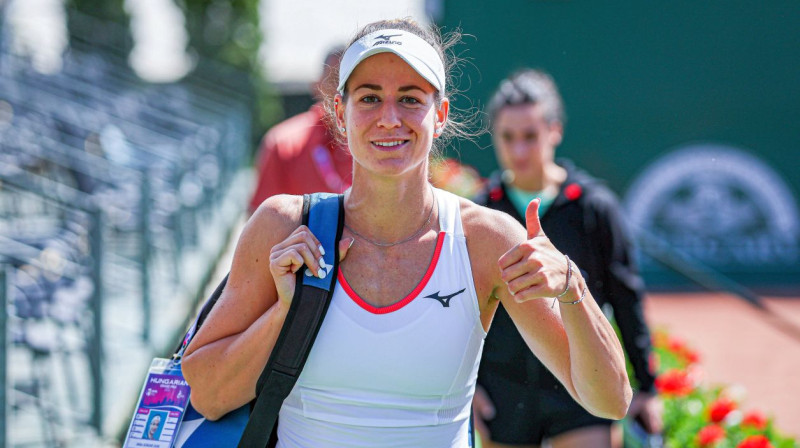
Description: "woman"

(472, 69), (662, 448)
(182, 19), (631, 447)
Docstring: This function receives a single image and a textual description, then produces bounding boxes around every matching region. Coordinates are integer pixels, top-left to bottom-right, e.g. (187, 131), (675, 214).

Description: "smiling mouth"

(372, 140), (409, 150)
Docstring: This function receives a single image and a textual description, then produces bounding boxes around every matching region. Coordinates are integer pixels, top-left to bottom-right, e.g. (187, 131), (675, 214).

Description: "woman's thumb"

(338, 237), (355, 262)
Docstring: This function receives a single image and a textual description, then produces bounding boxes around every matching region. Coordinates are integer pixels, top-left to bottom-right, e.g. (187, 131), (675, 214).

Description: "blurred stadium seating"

(0, 9), (253, 447)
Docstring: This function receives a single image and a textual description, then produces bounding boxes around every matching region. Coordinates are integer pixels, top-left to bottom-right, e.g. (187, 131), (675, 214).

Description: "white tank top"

(277, 188), (486, 448)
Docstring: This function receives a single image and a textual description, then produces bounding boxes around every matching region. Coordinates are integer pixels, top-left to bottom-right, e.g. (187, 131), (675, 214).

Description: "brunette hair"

(487, 69), (566, 126)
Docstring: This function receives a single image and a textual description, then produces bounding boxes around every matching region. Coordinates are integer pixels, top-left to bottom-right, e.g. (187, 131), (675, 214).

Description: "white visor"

(337, 29), (445, 94)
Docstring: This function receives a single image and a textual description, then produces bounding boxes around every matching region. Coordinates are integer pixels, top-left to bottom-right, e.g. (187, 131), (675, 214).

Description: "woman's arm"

(592, 191), (656, 393)
(181, 195), (333, 420)
(466, 198), (632, 420)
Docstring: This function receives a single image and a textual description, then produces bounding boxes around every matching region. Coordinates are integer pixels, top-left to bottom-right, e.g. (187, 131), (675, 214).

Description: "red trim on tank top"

(338, 232), (446, 314)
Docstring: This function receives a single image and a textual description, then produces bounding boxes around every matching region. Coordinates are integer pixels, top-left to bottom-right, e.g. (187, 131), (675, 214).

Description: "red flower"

(564, 183), (582, 200)
(684, 348), (701, 364)
(666, 335), (701, 365)
(668, 336), (687, 353)
(708, 397), (737, 423)
(737, 435), (774, 448)
(654, 369), (694, 397)
(741, 410), (768, 430)
(697, 424), (726, 447)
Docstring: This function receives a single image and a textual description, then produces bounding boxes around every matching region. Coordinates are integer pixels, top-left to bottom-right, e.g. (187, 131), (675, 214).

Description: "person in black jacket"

(473, 69), (661, 448)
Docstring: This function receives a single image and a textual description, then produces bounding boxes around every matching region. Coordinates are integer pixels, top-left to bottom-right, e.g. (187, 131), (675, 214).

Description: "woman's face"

(149, 415), (161, 436)
(492, 103), (563, 189)
(335, 52), (448, 178)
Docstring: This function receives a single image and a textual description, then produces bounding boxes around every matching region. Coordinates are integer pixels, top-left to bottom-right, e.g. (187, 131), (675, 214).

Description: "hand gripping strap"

(237, 193), (344, 448)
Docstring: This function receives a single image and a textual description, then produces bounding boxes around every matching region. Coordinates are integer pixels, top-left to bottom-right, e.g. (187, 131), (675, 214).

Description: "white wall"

(260, 0), (428, 86)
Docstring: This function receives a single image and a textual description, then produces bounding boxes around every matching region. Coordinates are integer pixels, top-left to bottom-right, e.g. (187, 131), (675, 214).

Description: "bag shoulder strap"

(238, 192), (344, 448)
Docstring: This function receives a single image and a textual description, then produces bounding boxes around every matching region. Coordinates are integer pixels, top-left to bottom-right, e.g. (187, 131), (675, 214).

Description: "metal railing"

(0, 10), (255, 446)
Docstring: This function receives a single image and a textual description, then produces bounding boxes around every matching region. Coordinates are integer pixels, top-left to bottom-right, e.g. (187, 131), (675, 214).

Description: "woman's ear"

(334, 94), (346, 132)
(549, 121), (564, 147)
(433, 97), (450, 138)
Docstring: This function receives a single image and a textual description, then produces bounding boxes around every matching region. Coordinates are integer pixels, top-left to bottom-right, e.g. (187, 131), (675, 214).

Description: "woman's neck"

(344, 176), (436, 245)
(510, 162), (566, 194)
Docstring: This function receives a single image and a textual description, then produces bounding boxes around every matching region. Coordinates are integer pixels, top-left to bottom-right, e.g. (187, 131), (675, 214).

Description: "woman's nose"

(511, 140), (531, 158)
(377, 102), (402, 129)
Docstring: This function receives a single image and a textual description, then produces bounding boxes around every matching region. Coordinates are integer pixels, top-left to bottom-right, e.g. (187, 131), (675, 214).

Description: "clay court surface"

(645, 292), (800, 438)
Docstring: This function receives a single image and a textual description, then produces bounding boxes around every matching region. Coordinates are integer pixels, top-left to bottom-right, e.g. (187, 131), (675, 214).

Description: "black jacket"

(475, 160), (656, 393)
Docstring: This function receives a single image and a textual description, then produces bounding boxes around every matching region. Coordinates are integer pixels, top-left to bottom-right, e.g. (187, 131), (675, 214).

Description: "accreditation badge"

(123, 358), (191, 448)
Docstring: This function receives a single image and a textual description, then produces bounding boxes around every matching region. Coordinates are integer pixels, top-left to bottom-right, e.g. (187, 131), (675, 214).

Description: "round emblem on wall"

(623, 143), (799, 269)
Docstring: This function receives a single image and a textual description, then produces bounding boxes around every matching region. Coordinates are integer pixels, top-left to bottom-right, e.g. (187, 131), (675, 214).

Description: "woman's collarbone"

(341, 239), (437, 307)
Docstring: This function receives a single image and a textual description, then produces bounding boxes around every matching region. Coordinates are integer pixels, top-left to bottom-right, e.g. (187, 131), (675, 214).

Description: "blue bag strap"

(299, 192), (342, 291)
(238, 192), (344, 448)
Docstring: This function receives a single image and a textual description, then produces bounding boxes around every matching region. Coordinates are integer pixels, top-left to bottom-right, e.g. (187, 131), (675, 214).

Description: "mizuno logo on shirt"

(425, 288), (466, 308)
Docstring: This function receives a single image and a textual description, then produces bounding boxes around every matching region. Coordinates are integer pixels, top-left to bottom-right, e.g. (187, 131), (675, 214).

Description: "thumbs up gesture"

(525, 197), (546, 240)
(498, 199), (571, 303)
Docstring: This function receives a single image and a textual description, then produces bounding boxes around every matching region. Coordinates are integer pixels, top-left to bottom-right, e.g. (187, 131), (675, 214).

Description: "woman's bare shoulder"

(250, 194), (304, 227)
(457, 197), (527, 312)
(227, 194), (304, 283)
(458, 197), (526, 253)
(242, 194), (304, 246)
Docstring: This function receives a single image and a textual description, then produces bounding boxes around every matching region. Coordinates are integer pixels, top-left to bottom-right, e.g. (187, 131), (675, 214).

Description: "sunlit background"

(0, 0), (798, 446)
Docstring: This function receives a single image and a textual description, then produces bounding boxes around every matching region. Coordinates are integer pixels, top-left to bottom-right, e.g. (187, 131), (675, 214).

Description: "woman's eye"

(360, 95), (380, 103)
(400, 96), (421, 105)
(525, 133), (538, 143)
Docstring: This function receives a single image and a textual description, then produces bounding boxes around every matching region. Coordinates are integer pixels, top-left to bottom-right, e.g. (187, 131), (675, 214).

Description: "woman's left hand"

(498, 199), (571, 303)
(627, 391), (663, 434)
(478, 197), (632, 420)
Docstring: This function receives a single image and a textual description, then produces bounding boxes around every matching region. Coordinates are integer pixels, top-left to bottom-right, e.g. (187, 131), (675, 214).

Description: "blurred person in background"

(472, 69), (662, 448)
(248, 46), (352, 214)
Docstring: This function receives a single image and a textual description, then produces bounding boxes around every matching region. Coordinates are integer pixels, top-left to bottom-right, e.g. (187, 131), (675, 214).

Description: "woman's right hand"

(269, 225), (355, 304)
(269, 225), (326, 304)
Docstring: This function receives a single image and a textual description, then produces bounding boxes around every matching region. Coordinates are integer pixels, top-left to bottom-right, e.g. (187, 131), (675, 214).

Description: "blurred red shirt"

(249, 103), (352, 213)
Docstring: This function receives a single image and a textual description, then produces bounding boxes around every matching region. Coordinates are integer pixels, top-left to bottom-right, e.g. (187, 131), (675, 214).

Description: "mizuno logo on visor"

(373, 34), (403, 46)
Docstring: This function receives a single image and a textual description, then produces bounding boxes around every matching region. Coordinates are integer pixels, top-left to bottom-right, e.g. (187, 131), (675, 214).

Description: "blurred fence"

(0, 11), (253, 447)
